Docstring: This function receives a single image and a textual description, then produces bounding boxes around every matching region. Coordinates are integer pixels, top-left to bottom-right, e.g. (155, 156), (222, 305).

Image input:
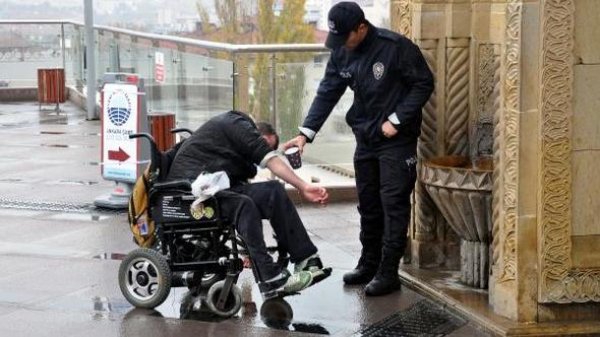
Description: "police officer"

(283, 2), (434, 296)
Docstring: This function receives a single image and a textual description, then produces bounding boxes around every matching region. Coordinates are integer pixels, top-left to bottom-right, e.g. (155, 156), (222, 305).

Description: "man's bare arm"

(265, 156), (328, 204)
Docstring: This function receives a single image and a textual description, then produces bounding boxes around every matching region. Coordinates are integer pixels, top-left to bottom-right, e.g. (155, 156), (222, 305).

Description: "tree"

(196, 0), (315, 137)
(250, 0), (313, 138)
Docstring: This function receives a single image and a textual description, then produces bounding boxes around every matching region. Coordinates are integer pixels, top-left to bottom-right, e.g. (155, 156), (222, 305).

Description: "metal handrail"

(0, 19), (333, 128)
(0, 19), (329, 54)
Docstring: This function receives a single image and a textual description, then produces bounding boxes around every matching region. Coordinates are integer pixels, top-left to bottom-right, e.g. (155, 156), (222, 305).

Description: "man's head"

(256, 122), (279, 150)
(325, 1), (369, 50)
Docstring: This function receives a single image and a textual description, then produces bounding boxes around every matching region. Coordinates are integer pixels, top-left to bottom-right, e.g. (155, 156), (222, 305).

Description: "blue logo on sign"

(107, 91), (132, 126)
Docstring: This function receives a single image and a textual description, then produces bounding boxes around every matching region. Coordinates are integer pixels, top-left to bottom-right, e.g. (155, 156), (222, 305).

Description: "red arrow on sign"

(108, 147), (130, 162)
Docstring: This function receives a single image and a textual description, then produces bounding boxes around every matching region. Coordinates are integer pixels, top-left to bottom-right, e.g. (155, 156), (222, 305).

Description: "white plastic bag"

(191, 171), (230, 207)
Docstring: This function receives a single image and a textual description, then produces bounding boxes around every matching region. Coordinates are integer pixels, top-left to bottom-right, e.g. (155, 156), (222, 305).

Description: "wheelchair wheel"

(260, 298), (293, 330)
(118, 248), (172, 309)
(205, 280), (242, 318)
(200, 272), (225, 288)
(182, 271), (225, 294)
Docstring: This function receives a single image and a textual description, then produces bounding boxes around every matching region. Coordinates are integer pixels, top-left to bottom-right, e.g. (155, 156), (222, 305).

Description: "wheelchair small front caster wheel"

(205, 280), (242, 318)
(118, 248), (172, 309)
(260, 298), (293, 329)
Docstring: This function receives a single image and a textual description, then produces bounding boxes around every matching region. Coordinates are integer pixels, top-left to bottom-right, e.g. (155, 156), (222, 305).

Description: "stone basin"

(420, 155), (493, 288)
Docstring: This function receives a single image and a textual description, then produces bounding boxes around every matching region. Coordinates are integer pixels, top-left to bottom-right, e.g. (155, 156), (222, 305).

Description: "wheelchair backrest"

(129, 128), (193, 185)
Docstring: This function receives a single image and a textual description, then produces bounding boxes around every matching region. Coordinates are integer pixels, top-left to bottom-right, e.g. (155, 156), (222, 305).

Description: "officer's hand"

(301, 184), (329, 205)
(282, 135), (307, 154)
(381, 121), (398, 138)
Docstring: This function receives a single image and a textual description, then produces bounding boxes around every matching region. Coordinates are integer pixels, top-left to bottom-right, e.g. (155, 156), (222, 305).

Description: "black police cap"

(325, 2), (365, 50)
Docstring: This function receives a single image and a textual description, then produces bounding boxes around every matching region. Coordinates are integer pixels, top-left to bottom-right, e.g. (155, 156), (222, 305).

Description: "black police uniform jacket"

(302, 24), (434, 147)
(166, 111), (275, 185)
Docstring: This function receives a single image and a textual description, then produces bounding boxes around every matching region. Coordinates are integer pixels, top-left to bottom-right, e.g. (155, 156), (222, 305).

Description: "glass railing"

(273, 60), (354, 177)
(0, 21), (64, 87)
(0, 20), (355, 182)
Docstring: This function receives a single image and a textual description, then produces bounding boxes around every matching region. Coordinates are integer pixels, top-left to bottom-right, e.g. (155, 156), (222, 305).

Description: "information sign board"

(101, 83), (140, 183)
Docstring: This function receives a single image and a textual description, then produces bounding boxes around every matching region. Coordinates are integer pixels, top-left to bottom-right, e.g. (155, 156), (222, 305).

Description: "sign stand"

(94, 73), (149, 209)
(95, 181), (133, 209)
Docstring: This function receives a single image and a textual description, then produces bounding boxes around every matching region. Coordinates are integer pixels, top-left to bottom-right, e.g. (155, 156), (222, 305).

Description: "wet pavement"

(0, 101), (490, 336)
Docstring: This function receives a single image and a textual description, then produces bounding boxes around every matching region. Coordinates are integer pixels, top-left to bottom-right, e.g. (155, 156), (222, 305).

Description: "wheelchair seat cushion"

(152, 180), (191, 192)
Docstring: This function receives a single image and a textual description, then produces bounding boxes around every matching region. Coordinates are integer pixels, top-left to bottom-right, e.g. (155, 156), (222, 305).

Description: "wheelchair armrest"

(152, 180), (191, 192)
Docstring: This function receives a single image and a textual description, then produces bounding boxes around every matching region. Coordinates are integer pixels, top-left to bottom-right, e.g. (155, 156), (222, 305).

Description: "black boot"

(343, 265), (377, 285)
(343, 253), (379, 285)
(364, 254), (401, 296)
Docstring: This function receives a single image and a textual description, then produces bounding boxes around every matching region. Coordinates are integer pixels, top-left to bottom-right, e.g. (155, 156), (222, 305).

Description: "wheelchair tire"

(260, 298), (293, 330)
(118, 248), (172, 309)
(205, 280), (242, 318)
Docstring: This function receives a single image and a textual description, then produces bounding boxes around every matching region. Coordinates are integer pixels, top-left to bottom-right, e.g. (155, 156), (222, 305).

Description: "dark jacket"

(166, 111), (274, 185)
(302, 24), (434, 147)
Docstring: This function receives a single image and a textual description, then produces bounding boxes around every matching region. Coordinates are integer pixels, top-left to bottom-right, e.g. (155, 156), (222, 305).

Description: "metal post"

(269, 53), (278, 181)
(270, 53), (277, 130)
(84, 0), (97, 120)
(60, 23), (66, 72)
(173, 48), (181, 116)
(130, 37), (138, 74)
(109, 34), (120, 72)
(60, 23), (66, 113)
(231, 51), (238, 111)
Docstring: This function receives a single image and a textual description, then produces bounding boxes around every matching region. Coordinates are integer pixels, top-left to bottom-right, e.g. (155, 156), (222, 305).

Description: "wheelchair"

(118, 129), (258, 318)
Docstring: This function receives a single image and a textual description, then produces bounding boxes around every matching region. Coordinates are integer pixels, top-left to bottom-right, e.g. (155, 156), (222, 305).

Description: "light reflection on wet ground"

(85, 255), (341, 335)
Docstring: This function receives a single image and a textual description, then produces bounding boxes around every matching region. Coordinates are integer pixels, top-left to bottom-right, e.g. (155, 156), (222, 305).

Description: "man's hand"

(282, 135), (307, 154)
(300, 184), (329, 205)
(266, 156), (328, 205)
(381, 120), (398, 138)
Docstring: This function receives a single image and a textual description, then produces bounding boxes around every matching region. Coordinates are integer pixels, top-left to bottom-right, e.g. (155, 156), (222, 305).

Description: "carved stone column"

(392, 0), (600, 325)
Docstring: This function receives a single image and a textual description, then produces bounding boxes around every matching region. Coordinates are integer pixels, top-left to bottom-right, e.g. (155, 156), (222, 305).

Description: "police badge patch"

(373, 62), (385, 80)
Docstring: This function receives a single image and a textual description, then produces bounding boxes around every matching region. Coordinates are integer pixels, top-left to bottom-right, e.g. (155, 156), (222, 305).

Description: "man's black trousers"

(217, 181), (317, 282)
(353, 143), (417, 262)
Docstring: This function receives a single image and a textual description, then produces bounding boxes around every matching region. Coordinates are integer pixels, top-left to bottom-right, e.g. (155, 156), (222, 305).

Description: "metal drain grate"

(360, 300), (466, 337)
(0, 197), (124, 214)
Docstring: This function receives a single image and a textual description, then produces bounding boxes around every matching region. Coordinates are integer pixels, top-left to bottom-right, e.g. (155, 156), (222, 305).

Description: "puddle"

(0, 178), (24, 183)
(39, 131), (100, 137)
(40, 143), (72, 148)
(258, 298), (330, 334)
(164, 290), (330, 334)
(38, 143), (95, 149)
(0, 178), (100, 187)
(92, 252), (127, 260)
(50, 271), (337, 335)
(39, 131), (66, 135)
(0, 121), (30, 128)
(55, 180), (99, 186)
(47, 213), (109, 222)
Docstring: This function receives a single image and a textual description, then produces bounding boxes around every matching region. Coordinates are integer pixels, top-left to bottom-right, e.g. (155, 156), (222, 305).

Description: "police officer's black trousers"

(217, 181), (318, 282)
(353, 143), (417, 270)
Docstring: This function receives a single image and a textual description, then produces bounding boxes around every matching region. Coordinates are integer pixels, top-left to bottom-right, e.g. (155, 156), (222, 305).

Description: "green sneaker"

(294, 254), (332, 286)
(283, 270), (313, 293)
(294, 254), (326, 273)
